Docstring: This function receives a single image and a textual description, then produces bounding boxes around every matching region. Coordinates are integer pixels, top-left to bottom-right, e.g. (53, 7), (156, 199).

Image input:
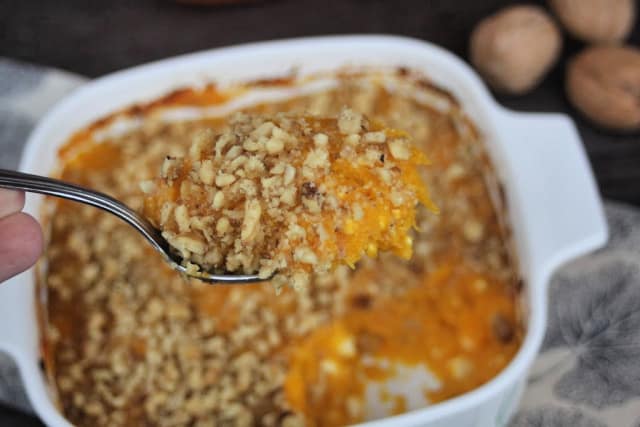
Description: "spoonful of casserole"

(0, 108), (434, 287)
(141, 108), (436, 290)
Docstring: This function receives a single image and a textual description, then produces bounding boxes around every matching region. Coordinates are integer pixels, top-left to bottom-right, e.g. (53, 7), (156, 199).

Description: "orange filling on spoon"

(142, 108), (436, 290)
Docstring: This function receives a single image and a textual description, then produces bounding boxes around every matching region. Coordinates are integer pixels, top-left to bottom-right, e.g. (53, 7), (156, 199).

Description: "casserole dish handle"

(495, 110), (608, 282)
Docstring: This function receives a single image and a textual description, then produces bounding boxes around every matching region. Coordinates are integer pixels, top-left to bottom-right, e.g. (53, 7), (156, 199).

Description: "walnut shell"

(566, 45), (640, 131)
(470, 5), (562, 95)
(549, 0), (636, 43)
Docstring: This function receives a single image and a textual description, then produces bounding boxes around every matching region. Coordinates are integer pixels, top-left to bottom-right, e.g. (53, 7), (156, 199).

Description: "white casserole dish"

(0, 35), (607, 427)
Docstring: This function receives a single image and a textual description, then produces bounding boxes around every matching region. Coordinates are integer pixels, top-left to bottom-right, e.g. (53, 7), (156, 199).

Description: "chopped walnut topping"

(143, 109), (434, 291)
(294, 247), (318, 265)
(313, 132), (328, 147)
(337, 108), (364, 134)
(44, 73), (521, 427)
(212, 191), (225, 209)
(160, 156), (180, 180)
(241, 199), (262, 243)
(199, 159), (215, 185)
(138, 180), (156, 194)
(216, 217), (231, 235)
(283, 165), (296, 186)
(363, 131), (387, 143)
(266, 137), (285, 154)
(215, 172), (236, 187)
(344, 134), (361, 145)
(388, 138), (411, 160)
(174, 205), (190, 233)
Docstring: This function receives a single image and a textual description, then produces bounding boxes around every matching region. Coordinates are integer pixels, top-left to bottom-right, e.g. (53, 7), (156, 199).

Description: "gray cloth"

(2, 58), (640, 427)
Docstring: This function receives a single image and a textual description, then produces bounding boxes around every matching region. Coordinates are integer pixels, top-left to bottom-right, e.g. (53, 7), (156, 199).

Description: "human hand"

(0, 189), (43, 283)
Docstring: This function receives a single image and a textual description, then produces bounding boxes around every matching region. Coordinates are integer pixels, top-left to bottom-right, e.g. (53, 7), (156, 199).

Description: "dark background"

(0, 0), (638, 425)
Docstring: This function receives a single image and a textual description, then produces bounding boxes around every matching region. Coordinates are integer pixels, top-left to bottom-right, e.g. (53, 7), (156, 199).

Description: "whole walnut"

(566, 45), (640, 131)
(470, 5), (562, 95)
(549, 0), (636, 43)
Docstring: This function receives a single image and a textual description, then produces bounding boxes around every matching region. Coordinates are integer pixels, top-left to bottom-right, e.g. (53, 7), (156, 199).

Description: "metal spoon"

(0, 169), (267, 284)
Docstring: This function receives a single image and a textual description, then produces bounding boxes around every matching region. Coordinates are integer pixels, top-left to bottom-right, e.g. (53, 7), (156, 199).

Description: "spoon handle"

(0, 168), (168, 256)
(0, 169), (266, 284)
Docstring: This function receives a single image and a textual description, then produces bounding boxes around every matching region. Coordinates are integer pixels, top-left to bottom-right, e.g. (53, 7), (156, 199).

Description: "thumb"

(0, 213), (44, 283)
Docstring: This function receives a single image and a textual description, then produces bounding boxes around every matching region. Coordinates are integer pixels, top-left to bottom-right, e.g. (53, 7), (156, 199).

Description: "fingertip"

(0, 213), (44, 283)
(17, 213), (45, 265)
